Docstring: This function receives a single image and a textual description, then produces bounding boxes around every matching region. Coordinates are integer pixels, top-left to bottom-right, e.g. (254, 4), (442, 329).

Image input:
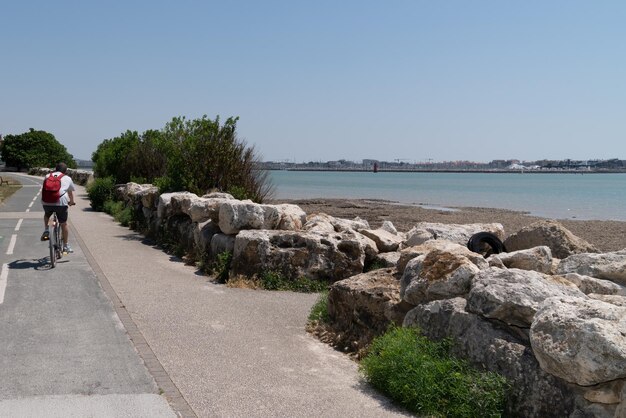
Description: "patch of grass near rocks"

(360, 326), (508, 418)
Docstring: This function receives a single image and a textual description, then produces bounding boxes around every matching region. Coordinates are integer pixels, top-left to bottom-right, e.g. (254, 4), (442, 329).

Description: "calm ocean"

(269, 171), (626, 222)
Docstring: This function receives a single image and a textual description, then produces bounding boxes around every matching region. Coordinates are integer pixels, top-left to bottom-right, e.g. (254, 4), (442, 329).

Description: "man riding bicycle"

(40, 162), (76, 253)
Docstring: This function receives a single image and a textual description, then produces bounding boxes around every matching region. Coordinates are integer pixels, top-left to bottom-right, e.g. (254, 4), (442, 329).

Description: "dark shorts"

(43, 205), (69, 224)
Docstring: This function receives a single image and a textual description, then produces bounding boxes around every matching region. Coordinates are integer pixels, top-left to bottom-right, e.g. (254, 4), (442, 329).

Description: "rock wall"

(111, 182), (625, 416)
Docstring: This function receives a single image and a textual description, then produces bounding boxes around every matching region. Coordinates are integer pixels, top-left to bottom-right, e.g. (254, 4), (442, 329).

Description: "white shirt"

(41, 171), (76, 206)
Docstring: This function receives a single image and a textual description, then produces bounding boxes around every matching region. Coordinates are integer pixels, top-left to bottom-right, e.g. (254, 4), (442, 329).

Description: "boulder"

(397, 240), (489, 274)
(403, 298), (578, 417)
(557, 250), (626, 286)
(359, 228), (403, 252)
(157, 192), (197, 220)
(210, 233), (236, 260)
(303, 213), (370, 234)
(192, 220), (221, 259)
(370, 252), (401, 269)
(400, 250), (481, 306)
(562, 273), (626, 296)
(467, 268), (586, 327)
(262, 204), (307, 231)
(530, 296), (626, 386)
(328, 268), (409, 342)
(188, 197), (229, 223)
(231, 229), (369, 281)
(488, 246), (553, 274)
(201, 192), (235, 200)
(218, 201), (266, 234)
(380, 220), (398, 235)
(504, 220), (599, 259)
(403, 222), (505, 247)
(582, 380), (623, 405)
(588, 294), (626, 307)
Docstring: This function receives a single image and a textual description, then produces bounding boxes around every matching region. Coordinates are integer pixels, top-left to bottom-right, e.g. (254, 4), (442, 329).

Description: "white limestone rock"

(401, 249), (481, 306)
(557, 250), (626, 286)
(488, 246), (553, 274)
(562, 273), (626, 296)
(467, 268), (586, 327)
(403, 222), (505, 247)
(530, 295), (626, 386)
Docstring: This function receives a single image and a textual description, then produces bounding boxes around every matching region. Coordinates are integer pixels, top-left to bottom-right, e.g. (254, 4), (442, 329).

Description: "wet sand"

(278, 198), (626, 253)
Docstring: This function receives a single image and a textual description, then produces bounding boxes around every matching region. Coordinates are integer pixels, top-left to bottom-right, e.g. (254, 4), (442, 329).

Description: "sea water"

(269, 171), (626, 221)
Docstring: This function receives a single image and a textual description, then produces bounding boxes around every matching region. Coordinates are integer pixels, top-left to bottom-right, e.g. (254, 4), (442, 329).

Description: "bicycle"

(48, 212), (63, 268)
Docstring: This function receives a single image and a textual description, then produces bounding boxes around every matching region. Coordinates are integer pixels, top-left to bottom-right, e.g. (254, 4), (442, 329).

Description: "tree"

(1, 129), (76, 170)
(91, 115), (274, 202)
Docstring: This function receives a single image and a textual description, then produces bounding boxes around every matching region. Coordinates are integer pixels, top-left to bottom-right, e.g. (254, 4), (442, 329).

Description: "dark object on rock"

(467, 232), (506, 257)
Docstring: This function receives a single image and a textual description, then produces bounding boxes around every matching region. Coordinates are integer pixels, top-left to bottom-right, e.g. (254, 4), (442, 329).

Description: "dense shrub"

(360, 327), (508, 417)
(91, 115), (273, 203)
(103, 199), (132, 227)
(86, 177), (116, 211)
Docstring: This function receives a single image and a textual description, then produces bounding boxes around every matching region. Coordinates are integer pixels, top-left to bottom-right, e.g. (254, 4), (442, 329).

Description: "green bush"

(258, 271), (328, 292)
(91, 115), (274, 202)
(87, 177), (116, 211)
(308, 291), (330, 323)
(102, 199), (132, 227)
(360, 327), (508, 417)
(212, 251), (233, 283)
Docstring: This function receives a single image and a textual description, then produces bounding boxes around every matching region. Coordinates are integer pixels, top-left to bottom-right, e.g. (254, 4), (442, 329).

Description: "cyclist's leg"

(41, 206), (54, 241)
(55, 206), (72, 252)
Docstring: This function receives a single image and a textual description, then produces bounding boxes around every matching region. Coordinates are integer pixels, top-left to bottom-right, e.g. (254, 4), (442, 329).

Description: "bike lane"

(0, 173), (175, 417)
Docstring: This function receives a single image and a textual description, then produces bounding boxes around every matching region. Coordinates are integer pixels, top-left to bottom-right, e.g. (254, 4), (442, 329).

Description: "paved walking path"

(3, 174), (408, 417)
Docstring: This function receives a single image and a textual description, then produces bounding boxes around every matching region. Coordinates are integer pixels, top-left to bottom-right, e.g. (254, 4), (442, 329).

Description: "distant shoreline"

(269, 168), (626, 174)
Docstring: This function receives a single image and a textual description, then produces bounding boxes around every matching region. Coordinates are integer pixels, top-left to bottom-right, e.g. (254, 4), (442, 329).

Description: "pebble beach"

(279, 198), (626, 253)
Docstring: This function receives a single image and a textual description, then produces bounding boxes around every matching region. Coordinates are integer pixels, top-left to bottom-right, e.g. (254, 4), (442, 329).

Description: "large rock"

(328, 268), (410, 342)
(262, 204), (307, 231)
(557, 250), (626, 286)
(400, 249), (481, 306)
(231, 229), (369, 281)
(303, 213), (370, 234)
(157, 192), (197, 219)
(403, 298), (578, 417)
(218, 201), (307, 234)
(504, 220), (599, 259)
(192, 220), (221, 260)
(562, 273), (626, 296)
(397, 240), (489, 274)
(530, 296), (626, 386)
(488, 246), (554, 274)
(403, 222), (505, 247)
(359, 228), (404, 252)
(467, 268), (586, 327)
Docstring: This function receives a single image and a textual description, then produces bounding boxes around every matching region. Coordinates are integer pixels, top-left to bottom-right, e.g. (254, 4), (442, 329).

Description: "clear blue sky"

(1, 1), (625, 163)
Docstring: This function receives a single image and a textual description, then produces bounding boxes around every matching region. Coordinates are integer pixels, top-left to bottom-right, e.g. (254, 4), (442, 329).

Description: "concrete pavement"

(2, 173), (410, 417)
(0, 173), (175, 417)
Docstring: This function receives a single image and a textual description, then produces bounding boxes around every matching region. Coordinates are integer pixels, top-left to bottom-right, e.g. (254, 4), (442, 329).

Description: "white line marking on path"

(28, 201), (34, 208)
(7, 234), (17, 255)
(25, 209), (30, 213)
(14, 219), (23, 231)
(0, 263), (7, 304)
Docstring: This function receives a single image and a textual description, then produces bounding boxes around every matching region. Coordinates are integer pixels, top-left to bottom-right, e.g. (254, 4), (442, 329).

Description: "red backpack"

(42, 173), (65, 203)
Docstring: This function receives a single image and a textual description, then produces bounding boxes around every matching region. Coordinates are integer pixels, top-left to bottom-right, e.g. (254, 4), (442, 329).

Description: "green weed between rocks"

(212, 251), (233, 283)
(360, 327), (508, 418)
(307, 291), (330, 323)
(258, 270), (328, 292)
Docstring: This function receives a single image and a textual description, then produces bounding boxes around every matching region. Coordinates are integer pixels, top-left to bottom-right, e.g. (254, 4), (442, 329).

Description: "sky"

(1, 1), (625, 163)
